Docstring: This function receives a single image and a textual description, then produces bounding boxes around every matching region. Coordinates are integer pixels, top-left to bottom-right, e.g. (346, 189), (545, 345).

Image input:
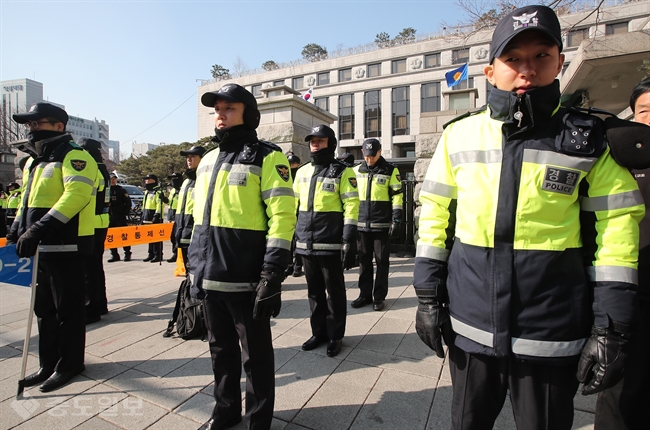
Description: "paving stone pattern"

(0, 244), (596, 429)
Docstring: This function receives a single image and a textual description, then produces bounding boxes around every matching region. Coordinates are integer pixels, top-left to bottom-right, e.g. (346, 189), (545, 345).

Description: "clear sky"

(1, 0), (461, 156)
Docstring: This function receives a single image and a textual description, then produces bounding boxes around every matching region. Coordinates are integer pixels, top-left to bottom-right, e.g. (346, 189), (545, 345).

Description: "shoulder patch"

(396, 174), (401, 182)
(349, 177), (357, 188)
(70, 159), (87, 171)
(275, 164), (290, 182)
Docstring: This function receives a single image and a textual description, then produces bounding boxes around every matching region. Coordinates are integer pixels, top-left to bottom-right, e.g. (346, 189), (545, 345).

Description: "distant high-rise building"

(132, 142), (157, 156)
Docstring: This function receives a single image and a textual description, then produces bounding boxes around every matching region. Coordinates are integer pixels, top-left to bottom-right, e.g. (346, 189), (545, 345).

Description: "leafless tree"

(0, 104), (26, 150)
(232, 56), (250, 77)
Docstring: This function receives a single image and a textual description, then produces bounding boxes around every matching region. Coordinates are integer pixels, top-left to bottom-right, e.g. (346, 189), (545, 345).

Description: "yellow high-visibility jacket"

(414, 81), (644, 361)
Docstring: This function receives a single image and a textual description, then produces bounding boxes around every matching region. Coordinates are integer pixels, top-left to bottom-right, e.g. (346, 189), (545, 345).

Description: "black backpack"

(163, 277), (207, 340)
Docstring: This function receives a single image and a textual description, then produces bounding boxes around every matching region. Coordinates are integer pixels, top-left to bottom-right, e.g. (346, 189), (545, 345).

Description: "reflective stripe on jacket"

(16, 134), (98, 257)
(294, 157), (359, 255)
(414, 81), (644, 361)
(189, 129), (296, 293)
(354, 157), (403, 231)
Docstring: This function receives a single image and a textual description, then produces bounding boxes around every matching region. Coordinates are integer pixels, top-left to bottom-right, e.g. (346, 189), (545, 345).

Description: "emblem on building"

(411, 59), (423, 70)
(475, 47), (488, 60)
(355, 68), (366, 78)
(306, 76), (316, 86)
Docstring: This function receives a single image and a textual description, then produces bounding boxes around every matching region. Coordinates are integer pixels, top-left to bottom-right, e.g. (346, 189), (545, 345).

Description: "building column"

(381, 88), (392, 158)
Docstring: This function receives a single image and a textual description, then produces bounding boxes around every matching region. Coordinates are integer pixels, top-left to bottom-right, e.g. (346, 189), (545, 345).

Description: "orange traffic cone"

(174, 251), (186, 277)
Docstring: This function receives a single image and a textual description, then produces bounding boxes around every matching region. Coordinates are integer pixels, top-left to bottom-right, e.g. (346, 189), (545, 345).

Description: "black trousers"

(302, 254), (347, 340)
(595, 246), (650, 430)
(35, 258), (86, 373)
(109, 216), (131, 257)
(448, 342), (579, 430)
(84, 228), (108, 317)
(203, 292), (274, 430)
(169, 222), (178, 257)
(357, 230), (390, 301)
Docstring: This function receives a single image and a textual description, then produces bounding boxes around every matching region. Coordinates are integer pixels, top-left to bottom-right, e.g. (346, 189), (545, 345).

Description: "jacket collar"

(488, 80), (561, 129)
(359, 156), (387, 173)
(214, 125), (258, 152)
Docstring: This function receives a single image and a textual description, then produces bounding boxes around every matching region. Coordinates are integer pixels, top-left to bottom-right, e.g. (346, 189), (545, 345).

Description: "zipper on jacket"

(514, 94), (524, 128)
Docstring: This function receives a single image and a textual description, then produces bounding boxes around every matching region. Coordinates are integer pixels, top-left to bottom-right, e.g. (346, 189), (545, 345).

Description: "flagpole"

(16, 249), (39, 398)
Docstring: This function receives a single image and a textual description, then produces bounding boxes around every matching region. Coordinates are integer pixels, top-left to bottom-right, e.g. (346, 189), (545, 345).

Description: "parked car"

(120, 184), (144, 209)
(119, 184), (144, 224)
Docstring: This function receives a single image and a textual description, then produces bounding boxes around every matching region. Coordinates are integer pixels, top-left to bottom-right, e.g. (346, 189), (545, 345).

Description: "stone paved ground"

(0, 244), (596, 429)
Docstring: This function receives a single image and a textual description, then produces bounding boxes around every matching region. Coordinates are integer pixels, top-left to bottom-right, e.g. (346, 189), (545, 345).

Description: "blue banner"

(0, 245), (34, 287)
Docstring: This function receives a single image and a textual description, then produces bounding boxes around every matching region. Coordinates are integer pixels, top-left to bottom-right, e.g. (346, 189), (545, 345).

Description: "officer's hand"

(253, 268), (282, 320)
(152, 213), (162, 224)
(16, 223), (47, 258)
(341, 241), (357, 270)
(6, 228), (18, 245)
(415, 298), (451, 358)
(577, 326), (628, 395)
(388, 220), (400, 240)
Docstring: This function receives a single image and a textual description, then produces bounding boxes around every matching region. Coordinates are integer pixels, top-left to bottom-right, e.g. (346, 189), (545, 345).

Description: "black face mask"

(171, 178), (183, 189)
(145, 183), (156, 191)
(27, 129), (64, 143)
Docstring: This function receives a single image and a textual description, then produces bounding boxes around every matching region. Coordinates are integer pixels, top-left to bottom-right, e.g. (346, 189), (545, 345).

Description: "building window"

(292, 76), (304, 89)
(452, 48), (470, 65)
(567, 28), (589, 47)
(251, 84), (262, 98)
(273, 80), (285, 87)
(339, 68), (352, 82)
(317, 72), (330, 86)
(392, 87), (409, 136)
(367, 63), (381, 78)
(339, 94), (355, 140)
(392, 59), (406, 74)
(421, 83), (441, 113)
(425, 53), (440, 69)
(315, 97), (329, 111)
(606, 22), (628, 35)
(400, 143), (415, 158)
(452, 77), (474, 91)
(364, 90), (381, 138)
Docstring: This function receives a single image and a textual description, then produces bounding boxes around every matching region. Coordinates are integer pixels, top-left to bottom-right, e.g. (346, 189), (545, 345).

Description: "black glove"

(253, 268), (282, 320)
(415, 297), (452, 358)
(577, 325), (629, 395)
(341, 241), (357, 270)
(388, 220), (400, 240)
(16, 223), (48, 258)
(6, 228), (18, 245)
(152, 213), (162, 224)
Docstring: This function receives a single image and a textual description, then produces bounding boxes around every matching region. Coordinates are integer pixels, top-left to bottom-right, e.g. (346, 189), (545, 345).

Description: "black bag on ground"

(163, 277), (207, 340)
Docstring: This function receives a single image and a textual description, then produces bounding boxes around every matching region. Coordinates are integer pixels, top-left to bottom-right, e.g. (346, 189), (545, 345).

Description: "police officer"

(175, 146), (206, 272)
(107, 174), (132, 262)
(8, 102), (98, 392)
(79, 138), (110, 323)
(6, 182), (22, 229)
(294, 124), (359, 357)
(166, 172), (182, 263)
(142, 174), (167, 262)
(191, 83), (295, 430)
(414, 6), (644, 427)
(285, 151), (304, 278)
(351, 139), (402, 311)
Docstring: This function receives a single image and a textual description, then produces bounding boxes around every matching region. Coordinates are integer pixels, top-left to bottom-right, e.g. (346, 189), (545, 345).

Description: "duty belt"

(296, 241), (342, 251)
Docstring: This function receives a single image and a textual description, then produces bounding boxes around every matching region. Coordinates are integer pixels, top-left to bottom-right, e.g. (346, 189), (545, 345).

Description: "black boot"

(123, 252), (132, 262)
(107, 254), (120, 263)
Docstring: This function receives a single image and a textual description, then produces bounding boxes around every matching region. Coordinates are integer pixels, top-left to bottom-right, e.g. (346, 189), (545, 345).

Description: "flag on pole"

(301, 87), (314, 103)
(445, 63), (468, 88)
(0, 245), (34, 287)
